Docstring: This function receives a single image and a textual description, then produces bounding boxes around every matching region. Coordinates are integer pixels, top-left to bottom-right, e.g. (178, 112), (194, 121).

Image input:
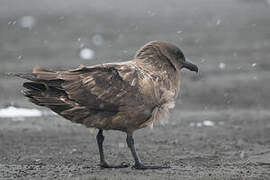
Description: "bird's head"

(135, 41), (198, 73)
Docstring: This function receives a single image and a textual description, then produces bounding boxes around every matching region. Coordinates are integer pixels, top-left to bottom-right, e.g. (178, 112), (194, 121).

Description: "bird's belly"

(83, 109), (152, 132)
(82, 100), (175, 132)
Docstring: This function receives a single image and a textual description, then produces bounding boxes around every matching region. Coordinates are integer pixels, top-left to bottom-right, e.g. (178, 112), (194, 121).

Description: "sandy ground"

(1, 109), (270, 179)
(1, 0), (270, 179)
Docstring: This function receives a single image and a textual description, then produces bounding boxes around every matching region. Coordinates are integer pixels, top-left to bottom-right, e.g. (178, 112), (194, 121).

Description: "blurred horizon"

(0, 0), (270, 110)
(2, 0), (270, 17)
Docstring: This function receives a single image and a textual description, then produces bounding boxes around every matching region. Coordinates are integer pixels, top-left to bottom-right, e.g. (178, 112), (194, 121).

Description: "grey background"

(1, 0), (270, 179)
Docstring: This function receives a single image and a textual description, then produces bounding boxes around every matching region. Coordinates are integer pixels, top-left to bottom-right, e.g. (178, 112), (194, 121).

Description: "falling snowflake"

(219, 63), (226, 70)
(216, 19), (221, 25)
(147, 10), (156, 17)
(92, 34), (104, 46)
(17, 55), (23, 60)
(200, 59), (206, 63)
(79, 48), (95, 60)
(19, 16), (36, 29)
(118, 143), (125, 148)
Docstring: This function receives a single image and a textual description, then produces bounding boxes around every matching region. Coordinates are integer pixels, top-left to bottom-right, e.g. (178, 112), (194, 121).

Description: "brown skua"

(10, 41), (198, 169)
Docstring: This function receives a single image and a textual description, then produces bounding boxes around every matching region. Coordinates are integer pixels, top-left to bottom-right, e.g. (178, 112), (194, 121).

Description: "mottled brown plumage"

(11, 41), (198, 169)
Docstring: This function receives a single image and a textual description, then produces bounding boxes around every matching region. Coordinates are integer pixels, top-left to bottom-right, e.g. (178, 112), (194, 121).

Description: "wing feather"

(59, 64), (154, 112)
(12, 63), (157, 130)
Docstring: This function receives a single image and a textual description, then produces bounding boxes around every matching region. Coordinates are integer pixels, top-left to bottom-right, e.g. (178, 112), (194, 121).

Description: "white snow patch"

(0, 106), (42, 118)
(203, 120), (215, 127)
(79, 48), (95, 60)
(190, 120), (215, 127)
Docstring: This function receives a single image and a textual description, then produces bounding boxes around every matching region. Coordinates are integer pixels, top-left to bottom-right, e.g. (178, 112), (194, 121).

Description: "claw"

(133, 163), (170, 170)
(100, 161), (129, 169)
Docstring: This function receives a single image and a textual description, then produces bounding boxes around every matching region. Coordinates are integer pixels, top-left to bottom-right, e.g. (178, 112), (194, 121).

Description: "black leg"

(96, 129), (128, 168)
(126, 132), (170, 170)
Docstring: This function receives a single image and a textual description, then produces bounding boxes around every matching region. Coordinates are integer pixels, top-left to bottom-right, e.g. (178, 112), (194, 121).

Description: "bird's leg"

(96, 129), (128, 168)
(126, 132), (170, 170)
(96, 129), (107, 167)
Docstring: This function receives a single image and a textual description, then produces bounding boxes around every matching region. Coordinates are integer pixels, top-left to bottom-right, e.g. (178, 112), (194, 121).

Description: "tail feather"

(10, 66), (91, 124)
(23, 84), (73, 114)
(8, 72), (39, 82)
(22, 89), (41, 98)
(23, 82), (46, 91)
(9, 67), (73, 114)
(32, 66), (55, 73)
(32, 66), (58, 80)
(8, 66), (58, 81)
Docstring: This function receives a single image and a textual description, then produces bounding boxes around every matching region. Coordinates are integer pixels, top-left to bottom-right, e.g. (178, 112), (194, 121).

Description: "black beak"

(183, 59), (198, 73)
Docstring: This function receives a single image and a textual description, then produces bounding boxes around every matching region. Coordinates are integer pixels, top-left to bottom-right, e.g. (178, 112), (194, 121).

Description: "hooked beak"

(182, 59), (198, 73)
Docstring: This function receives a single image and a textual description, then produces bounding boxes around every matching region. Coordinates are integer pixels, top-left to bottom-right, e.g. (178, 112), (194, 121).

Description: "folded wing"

(12, 64), (155, 128)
